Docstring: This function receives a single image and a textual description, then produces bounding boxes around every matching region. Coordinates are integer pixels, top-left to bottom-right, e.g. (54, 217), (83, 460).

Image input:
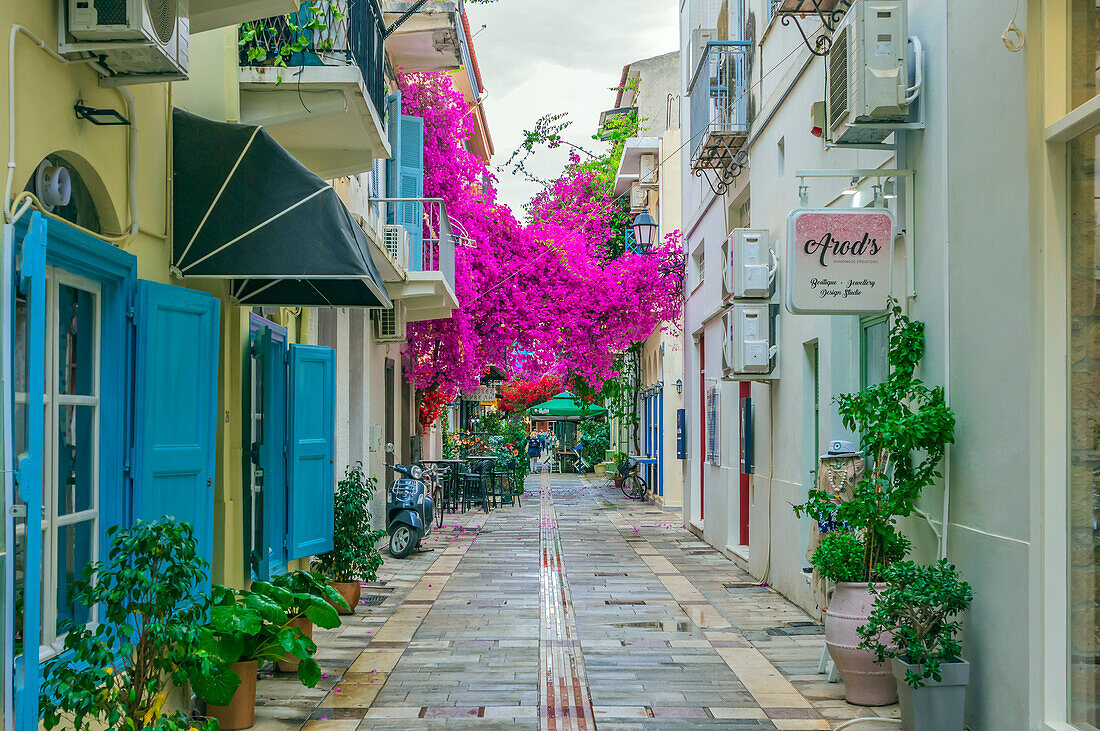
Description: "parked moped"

(383, 444), (435, 559)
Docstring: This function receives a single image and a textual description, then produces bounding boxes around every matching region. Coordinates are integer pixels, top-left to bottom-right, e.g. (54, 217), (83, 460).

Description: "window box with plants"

(794, 300), (956, 706)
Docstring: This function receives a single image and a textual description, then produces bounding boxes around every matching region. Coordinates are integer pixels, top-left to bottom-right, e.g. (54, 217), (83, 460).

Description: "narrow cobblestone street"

(251, 474), (900, 730)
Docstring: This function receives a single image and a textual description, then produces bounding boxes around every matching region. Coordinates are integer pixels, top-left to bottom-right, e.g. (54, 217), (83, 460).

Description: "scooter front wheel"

(390, 524), (416, 559)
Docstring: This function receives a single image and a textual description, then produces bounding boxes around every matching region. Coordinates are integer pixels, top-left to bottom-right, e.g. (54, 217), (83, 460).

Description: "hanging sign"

(785, 209), (894, 315)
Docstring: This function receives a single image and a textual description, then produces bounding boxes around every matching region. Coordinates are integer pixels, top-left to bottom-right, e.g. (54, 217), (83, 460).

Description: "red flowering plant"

(498, 375), (562, 415)
(398, 72), (684, 427)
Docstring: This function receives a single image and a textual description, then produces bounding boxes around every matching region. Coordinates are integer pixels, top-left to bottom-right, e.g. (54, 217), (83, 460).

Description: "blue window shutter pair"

(286, 344), (335, 559)
(132, 281), (221, 574)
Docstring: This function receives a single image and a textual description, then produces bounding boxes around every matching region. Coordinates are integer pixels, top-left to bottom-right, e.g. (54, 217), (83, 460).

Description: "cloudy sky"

(464, 0), (679, 215)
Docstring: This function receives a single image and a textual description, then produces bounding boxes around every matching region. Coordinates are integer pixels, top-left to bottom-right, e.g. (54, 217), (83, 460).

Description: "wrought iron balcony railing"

(240, 0), (386, 120)
(687, 41), (752, 173)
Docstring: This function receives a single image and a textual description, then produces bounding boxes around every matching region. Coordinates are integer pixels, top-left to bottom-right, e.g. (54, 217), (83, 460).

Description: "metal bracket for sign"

(794, 168), (916, 300)
(694, 149), (749, 197)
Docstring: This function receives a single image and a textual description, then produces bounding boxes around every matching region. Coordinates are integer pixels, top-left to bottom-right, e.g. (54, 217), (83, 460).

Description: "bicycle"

(420, 463), (445, 529)
(617, 460), (648, 500)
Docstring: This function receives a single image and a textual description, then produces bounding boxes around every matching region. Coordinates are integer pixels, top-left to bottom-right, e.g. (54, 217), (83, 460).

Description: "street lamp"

(630, 209), (658, 252)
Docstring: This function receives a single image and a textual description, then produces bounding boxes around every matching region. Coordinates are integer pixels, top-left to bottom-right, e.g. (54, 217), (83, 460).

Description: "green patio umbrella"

(527, 391), (607, 422)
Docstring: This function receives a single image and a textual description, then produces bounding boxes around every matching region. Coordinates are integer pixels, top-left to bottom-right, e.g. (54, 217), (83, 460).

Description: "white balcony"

(238, 0), (389, 178)
(383, 0), (464, 72)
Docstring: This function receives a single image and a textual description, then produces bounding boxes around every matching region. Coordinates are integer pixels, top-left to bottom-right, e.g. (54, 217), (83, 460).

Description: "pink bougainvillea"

(399, 72), (684, 409)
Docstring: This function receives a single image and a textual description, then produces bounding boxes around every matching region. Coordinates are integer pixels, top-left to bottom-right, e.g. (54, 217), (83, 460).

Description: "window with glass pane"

(1070, 123), (1100, 726)
(861, 315), (889, 390)
(1071, 0), (1100, 110)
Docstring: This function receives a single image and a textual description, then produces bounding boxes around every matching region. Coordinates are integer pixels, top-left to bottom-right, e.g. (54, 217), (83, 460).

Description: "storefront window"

(1071, 0), (1100, 110)
(1069, 123), (1100, 726)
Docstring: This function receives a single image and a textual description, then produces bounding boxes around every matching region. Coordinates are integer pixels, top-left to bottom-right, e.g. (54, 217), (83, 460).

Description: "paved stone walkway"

(251, 474), (900, 730)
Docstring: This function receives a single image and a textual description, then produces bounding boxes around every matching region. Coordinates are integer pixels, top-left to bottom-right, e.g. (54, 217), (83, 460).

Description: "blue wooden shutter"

(132, 281), (220, 571)
(398, 114), (425, 268)
(286, 344), (335, 560)
(13, 213), (46, 731)
(385, 91), (402, 207)
(257, 326), (288, 578)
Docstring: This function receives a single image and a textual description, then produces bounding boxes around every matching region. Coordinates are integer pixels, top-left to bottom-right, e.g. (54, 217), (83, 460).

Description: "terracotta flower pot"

(276, 617), (313, 673)
(824, 582), (898, 706)
(329, 580), (361, 615)
(205, 659), (258, 730)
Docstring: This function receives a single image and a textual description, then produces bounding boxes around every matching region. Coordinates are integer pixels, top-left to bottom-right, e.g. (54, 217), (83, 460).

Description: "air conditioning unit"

(67, 0), (189, 83)
(639, 153), (658, 188)
(723, 304), (778, 377)
(382, 224), (410, 270)
(373, 302), (406, 343)
(691, 27), (719, 76)
(728, 229), (774, 299)
(826, 0), (909, 144)
(629, 182), (647, 212)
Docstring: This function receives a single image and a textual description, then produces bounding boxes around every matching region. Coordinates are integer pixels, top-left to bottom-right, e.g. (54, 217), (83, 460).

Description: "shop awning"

(527, 391), (608, 422)
(171, 108), (392, 308)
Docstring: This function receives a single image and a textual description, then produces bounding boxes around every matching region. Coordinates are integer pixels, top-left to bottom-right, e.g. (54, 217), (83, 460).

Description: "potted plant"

(611, 450), (629, 488)
(269, 570), (349, 672)
(39, 518), (237, 730)
(859, 560), (974, 730)
(314, 462), (387, 615)
(794, 300), (956, 706)
(195, 581), (329, 729)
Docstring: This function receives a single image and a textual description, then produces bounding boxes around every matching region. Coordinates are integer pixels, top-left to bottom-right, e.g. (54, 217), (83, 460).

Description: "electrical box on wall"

(723, 304), (778, 378)
(639, 153), (658, 187)
(725, 228), (775, 299)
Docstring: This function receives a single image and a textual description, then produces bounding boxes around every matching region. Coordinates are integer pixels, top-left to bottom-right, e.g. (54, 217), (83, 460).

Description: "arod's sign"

(785, 209), (894, 315)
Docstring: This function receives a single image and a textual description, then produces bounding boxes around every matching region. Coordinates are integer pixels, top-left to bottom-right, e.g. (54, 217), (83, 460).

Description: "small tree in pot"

(314, 462), (387, 614)
(859, 560), (974, 731)
(794, 299), (956, 705)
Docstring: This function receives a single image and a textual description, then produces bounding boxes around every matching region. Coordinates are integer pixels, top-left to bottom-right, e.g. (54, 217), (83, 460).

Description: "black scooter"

(384, 444), (435, 559)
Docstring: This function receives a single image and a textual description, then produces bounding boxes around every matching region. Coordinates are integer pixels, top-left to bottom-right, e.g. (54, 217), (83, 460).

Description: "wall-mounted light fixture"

(74, 100), (130, 126)
(630, 209), (658, 253)
(674, 378), (683, 395)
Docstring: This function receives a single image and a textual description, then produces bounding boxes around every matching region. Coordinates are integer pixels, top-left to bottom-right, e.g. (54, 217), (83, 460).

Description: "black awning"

(171, 108), (391, 308)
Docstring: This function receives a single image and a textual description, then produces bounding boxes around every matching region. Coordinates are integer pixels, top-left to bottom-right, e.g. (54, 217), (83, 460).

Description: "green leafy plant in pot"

(194, 581), (331, 729)
(269, 570), (349, 672)
(793, 300), (956, 706)
(39, 518), (232, 730)
(859, 560), (974, 731)
(314, 462), (387, 615)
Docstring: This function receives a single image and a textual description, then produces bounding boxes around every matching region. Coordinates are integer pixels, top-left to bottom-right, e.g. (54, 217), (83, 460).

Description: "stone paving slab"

(251, 474), (899, 730)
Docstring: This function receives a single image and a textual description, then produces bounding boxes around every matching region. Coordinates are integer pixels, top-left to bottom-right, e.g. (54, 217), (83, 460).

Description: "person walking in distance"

(527, 431), (542, 473)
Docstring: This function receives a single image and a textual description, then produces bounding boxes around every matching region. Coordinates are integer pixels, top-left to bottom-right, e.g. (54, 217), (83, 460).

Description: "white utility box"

(725, 228), (773, 299)
(827, 0), (910, 144)
(723, 304), (777, 376)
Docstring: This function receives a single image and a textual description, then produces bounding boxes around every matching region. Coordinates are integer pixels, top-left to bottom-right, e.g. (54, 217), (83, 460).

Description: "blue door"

(286, 344), (335, 560)
(12, 213), (46, 731)
(132, 281), (220, 573)
(248, 318), (288, 579)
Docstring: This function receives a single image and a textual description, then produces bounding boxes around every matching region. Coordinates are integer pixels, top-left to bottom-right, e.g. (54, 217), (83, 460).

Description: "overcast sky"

(465, 0), (679, 216)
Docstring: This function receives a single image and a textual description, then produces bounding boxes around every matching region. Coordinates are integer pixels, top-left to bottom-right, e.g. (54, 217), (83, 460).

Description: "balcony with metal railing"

(688, 41), (751, 177)
(238, 0), (389, 178)
(370, 197), (462, 322)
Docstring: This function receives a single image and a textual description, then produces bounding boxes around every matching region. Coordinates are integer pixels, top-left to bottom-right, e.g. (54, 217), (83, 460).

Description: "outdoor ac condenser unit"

(67, 0), (189, 83)
(826, 0), (908, 144)
(629, 182), (647, 212)
(723, 305), (778, 377)
(691, 27), (719, 76)
(374, 302), (407, 343)
(639, 153), (658, 188)
(382, 224), (411, 270)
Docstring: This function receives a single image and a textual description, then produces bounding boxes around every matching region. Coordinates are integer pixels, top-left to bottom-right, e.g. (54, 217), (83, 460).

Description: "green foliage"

(578, 419), (610, 466)
(39, 518), (227, 731)
(858, 560), (974, 688)
(314, 463), (387, 583)
(572, 346), (640, 450)
(238, 1), (342, 84)
(794, 300), (955, 580)
(809, 532), (866, 583)
(194, 576), (335, 699)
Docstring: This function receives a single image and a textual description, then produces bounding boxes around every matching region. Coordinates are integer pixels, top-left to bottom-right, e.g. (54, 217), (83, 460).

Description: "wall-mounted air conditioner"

(723, 304), (778, 378)
(67, 0), (189, 84)
(639, 153), (658, 188)
(374, 302), (407, 343)
(382, 224), (410, 271)
(726, 229), (775, 299)
(691, 27), (719, 76)
(629, 182), (647, 212)
(826, 0), (909, 144)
